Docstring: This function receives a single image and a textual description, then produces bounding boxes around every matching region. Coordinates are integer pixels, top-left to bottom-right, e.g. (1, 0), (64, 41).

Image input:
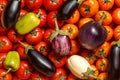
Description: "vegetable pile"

(0, 0), (120, 80)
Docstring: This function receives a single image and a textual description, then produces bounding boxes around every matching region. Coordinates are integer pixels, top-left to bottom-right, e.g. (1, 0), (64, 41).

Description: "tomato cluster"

(0, 0), (120, 80)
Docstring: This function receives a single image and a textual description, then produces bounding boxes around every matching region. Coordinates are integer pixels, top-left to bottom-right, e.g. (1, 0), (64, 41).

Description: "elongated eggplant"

(58, 0), (84, 20)
(19, 42), (56, 76)
(1, 0), (21, 29)
(108, 40), (120, 80)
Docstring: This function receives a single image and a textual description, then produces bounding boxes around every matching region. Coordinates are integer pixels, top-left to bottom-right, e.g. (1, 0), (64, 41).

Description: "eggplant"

(1, 0), (21, 29)
(57, 0), (84, 20)
(108, 40), (120, 80)
(19, 42), (56, 76)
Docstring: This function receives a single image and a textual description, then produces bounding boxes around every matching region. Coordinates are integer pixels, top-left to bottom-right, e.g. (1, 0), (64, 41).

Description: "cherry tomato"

(21, 0), (25, 8)
(19, 9), (28, 18)
(97, 72), (108, 80)
(113, 25), (120, 40)
(79, 0), (99, 18)
(0, 0), (7, 16)
(0, 26), (7, 36)
(61, 24), (79, 39)
(0, 53), (7, 68)
(115, 0), (120, 7)
(15, 61), (32, 80)
(0, 36), (13, 53)
(0, 69), (12, 80)
(112, 8), (120, 24)
(25, 27), (43, 44)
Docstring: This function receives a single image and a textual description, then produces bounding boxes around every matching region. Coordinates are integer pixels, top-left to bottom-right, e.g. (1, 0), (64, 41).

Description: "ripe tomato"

(0, 53), (7, 68)
(61, 24), (79, 39)
(48, 51), (67, 68)
(112, 8), (120, 24)
(34, 41), (49, 56)
(94, 10), (112, 26)
(98, 0), (114, 10)
(19, 9), (28, 18)
(0, 36), (13, 53)
(43, 0), (63, 11)
(113, 25), (120, 40)
(7, 28), (24, 43)
(97, 72), (108, 80)
(0, 26), (6, 36)
(95, 58), (109, 72)
(79, 0), (99, 18)
(65, 9), (80, 24)
(21, 0), (25, 8)
(0, 0), (7, 16)
(0, 69), (12, 80)
(115, 0), (120, 7)
(25, 27), (43, 44)
(15, 61), (32, 80)
(51, 68), (67, 80)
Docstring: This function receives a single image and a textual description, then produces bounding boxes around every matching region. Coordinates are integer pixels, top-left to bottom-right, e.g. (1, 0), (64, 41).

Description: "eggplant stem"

(36, 9), (41, 18)
(115, 39), (120, 47)
(4, 68), (12, 76)
(98, 12), (106, 25)
(78, 0), (84, 8)
(54, 18), (59, 31)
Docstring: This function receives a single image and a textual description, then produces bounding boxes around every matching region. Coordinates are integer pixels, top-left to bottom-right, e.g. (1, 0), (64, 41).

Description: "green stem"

(54, 18), (59, 31)
(4, 68), (12, 76)
(36, 9), (41, 18)
(115, 39), (120, 47)
(78, 0), (84, 8)
(98, 12), (106, 25)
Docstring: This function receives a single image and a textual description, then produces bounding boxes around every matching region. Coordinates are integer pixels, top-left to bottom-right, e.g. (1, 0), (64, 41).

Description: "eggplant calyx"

(98, 12), (106, 25)
(49, 18), (68, 42)
(115, 39), (120, 47)
(18, 41), (34, 54)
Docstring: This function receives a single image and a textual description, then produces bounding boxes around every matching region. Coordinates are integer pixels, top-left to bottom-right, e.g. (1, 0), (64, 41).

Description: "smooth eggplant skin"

(58, 0), (78, 20)
(1, 0), (21, 29)
(108, 44), (120, 80)
(27, 49), (56, 76)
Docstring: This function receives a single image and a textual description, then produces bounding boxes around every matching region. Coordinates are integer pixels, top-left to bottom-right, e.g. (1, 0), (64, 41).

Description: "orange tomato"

(79, 0), (99, 18)
(104, 26), (113, 41)
(94, 41), (111, 58)
(66, 9), (80, 24)
(115, 0), (120, 7)
(61, 24), (79, 39)
(97, 72), (108, 80)
(113, 25), (120, 40)
(112, 8), (120, 25)
(98, 0), (114, 10)
(78, 17), (94, 28)
(95, 58), (109, 72)
(94, 10), (112, 26)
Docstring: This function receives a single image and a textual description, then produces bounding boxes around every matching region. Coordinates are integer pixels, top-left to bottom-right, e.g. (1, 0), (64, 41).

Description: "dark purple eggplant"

(58, 0), (84, 20)
(108, 40), (120, 80)
(1, 0), (21, 29)
(49, 18), (71, 56)
(78, 12), (107, 50)
(19, 42), (56, 76)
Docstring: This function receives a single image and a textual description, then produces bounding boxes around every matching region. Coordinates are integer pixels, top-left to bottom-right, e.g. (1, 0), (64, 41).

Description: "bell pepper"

(3, 51), (20, 73)
(15, 11), (40, 35)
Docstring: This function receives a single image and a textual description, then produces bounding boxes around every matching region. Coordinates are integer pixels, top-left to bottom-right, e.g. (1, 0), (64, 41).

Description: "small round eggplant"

(1, 0), (21, 29)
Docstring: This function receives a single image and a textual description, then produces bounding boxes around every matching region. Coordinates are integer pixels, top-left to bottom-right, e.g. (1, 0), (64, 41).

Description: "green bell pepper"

(15, 12), (40, 35)
(3, 51), (20, 72)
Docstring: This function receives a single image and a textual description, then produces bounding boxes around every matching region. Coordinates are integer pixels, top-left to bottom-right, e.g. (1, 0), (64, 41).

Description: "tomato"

(0, 26), (7, 36)
(51, 68), (67, 80)
(33, 8), (47, 27)
(98, 0), (114, 10)
(21, 0), (25, 8)
(25, 27), (43, 44)
(0, 36), (13, 53)
(48, 51), (67, 68)
(68, 39), (80, 56)
(61, 24), (79, 39)
(104, 26), (113, 41)
(113, 25), (120, 40)
(34, 41), (49, 56)
(78, 17), (94, 28)
(65, 9), (80, 24)
(19, 9), (27, 18)
(43, 0), (63, 11)
(0, 0), (7, 16)
(0, 53), (7, 68)
(112, 8), (120, 24)
(94, 41), (111, 58)
(7, 28), (24, 43)
(0, 69), (12, 80)
(30, 71), (49, 80)
(97, 72), (108, 80)
(115, 0), (120, 7)
(94, 10), (112, 26)
(95, 58), (109, 72)
(47, 11), (64, 29)
(25, 0), (43, 10)
(15, 61), (32, 80)
(79, 0), (99, 18)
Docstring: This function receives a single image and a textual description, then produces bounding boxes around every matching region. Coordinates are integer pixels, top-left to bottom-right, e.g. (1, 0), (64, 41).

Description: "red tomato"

(21, 0), (25, 8)
(19, 9), (28, 18)
(0, 53), (7, 68)
(25, 0), (43, 11)
(33, 8), (47, 27)
(51, 68), (67, 80)
(115, 0), (120, 7)
(43, 0), (63, 11)
(48, 51), (67, 68)
(0, 0), (7, 16)
(0, 69), (12, 80)
(7, 28), (24, 43)
(15, 61), (32, 80)
(0, 26), (7, 36)
(0, 36), (13, 53)
(25, 27), (43, 44)
(34, 41), (49, 56)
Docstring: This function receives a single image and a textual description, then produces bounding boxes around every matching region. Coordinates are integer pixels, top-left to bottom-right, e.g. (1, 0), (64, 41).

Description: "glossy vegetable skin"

(1, 0), (21, 29)
(108, 40), (120, 80)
